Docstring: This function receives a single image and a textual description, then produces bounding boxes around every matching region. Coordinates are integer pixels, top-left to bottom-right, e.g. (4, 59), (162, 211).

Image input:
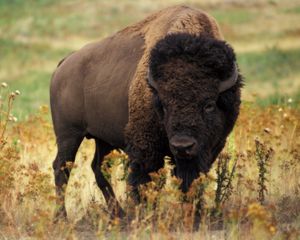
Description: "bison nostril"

(170, 136), (197, 156)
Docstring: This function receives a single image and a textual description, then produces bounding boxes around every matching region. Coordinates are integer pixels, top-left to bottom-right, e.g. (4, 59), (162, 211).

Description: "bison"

(50, 5), (242, 221)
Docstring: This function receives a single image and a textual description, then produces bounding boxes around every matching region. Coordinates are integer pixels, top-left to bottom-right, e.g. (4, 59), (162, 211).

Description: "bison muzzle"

(50, 5), (242, 223)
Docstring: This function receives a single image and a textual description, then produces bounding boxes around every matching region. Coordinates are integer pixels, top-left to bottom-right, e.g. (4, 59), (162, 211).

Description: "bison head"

(148, 33), (242, 192)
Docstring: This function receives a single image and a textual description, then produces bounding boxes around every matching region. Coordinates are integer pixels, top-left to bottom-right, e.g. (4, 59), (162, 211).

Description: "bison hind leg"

(91, 139), (125, 219)
(53, 131), (84, 222)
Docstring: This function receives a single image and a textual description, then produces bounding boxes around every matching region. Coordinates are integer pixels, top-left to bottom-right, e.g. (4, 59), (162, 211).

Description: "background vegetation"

(0, 0), (299, 239)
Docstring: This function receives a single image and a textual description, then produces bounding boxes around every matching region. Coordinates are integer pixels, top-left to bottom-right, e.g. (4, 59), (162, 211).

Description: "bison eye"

(204, 102), (216, 113)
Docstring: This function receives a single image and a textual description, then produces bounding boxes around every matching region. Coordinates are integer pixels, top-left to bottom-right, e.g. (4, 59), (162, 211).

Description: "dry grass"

(1, 83), (299, 239)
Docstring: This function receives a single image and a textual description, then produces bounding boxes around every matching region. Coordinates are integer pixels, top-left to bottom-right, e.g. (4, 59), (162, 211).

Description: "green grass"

(0, 0), (300, 119)
(0, 1), (60, 36)
(0, 38), (71, 72)
(256, 89), (300, 107)
(0, 37), (71, 119)
(0, 0), (142, 39)
(284, 5), (300, 14)
(237, 47), (300, 83)
(9, 71), (52, 119)
(211, 9), (257, 25)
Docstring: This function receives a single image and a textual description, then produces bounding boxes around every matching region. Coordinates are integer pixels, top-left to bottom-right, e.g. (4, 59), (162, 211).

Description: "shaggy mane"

(149, 33), (236, 82)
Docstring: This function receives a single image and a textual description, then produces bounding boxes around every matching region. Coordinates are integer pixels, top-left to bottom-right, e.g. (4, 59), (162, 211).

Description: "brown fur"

(50, 5), (241, 221)
(124, 5), (223, 167)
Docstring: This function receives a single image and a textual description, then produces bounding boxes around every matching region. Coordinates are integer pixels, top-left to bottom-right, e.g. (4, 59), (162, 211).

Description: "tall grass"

(0, 81), (299, 238)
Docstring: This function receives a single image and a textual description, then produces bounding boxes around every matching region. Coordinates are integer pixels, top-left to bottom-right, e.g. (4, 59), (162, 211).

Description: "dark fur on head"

(147, 33), (243, 192)
(149, 33), (237, 84)
(148, 33), (243, 136)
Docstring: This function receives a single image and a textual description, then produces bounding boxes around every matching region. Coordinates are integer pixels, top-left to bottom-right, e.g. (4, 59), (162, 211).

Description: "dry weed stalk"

(214, 153), (238, 214)
(0, 83), (20, 149)
(255, 138), (274, 204)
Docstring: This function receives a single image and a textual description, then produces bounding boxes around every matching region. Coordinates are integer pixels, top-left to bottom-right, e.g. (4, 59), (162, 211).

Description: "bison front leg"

(127, 161), (151, 204)
(127, 152), (165, 204)
(124, 102), (167, 212)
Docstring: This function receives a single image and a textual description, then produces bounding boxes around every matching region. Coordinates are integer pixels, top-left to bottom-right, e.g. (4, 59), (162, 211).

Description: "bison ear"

(147, 68), (158, 89)
(219, 63), (238, 93)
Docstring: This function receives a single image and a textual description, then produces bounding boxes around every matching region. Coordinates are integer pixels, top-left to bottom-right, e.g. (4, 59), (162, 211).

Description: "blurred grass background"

(1, 0), (300, 119)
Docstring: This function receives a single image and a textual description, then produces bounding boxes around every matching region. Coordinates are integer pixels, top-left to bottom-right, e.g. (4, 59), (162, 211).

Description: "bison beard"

(174, 143), (219, 192)
(175, 158), (201, 193)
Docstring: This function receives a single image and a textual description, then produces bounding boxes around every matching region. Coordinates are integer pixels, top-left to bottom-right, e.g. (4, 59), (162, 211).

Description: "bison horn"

(147, 68), (158, 89)
(219, 63), (238, 93)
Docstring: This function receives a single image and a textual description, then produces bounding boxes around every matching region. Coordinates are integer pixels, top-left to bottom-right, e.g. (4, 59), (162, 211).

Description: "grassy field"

(0, 0), (300, 239)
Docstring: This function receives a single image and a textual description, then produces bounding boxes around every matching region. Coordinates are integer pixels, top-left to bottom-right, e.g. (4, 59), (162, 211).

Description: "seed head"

(269, 225), (277, 235)
(1, 82), (8, 88)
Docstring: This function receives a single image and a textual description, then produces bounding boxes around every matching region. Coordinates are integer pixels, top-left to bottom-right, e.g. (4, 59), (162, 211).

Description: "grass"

(211, 8), (258, 25)
(0, 0), (299, 118)
(0, 0), (300, 239)
(256, 91), (300, 107)
(238, 47), (300, 101)
(284, 5), (300, 14)
(9, 71), (53, 119)
(1, 91), (299, 239)
(238, 47), (300, 84)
